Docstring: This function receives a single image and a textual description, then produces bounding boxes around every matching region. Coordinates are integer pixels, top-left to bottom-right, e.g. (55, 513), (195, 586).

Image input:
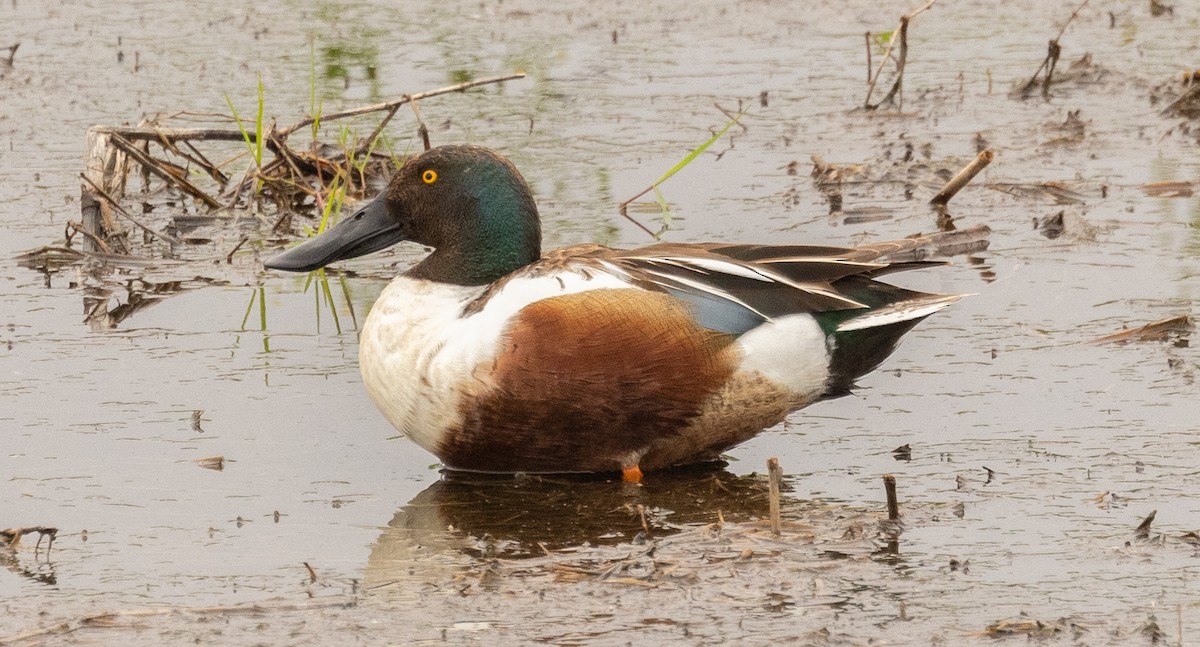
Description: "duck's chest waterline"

(357, 279), (493, 452)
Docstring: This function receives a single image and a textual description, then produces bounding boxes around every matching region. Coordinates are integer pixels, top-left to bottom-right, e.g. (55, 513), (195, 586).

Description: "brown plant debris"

(979, 614), (1077, 638)
(193, 456), (225, 471)
(1141, 180), (1195, 198)
(68, 73), (524, 261)
(1, 527), (58, 551)
(0, 596), (355, 645)
(987, 181), (1087, 204)
(1134, 509), (1157, 540)
(1090, 315), (1194, 345)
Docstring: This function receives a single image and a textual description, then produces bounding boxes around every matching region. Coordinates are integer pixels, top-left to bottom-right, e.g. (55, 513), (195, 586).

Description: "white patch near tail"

(736, 314), (830, 402)
(835, 294), (965, 332)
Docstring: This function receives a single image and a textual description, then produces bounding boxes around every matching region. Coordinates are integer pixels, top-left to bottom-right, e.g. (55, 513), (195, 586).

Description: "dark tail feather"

(817, 276), (965, 398)
(823, 316), (929, 398)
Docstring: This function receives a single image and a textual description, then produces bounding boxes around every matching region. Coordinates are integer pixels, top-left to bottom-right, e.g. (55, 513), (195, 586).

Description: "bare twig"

(224, 236), (249, 263)
(864, 32), (872, 84)
(79, 173), (183, 246)
(410, 100), (431, 152)
(863, 0), (938, 109)
(179, 139), (229, 185)
(276, 72), (526, 138)
(108, 133), (222, 209)
(930, 149), (995, 205)
(1052, 0), (1091, 43)
(876, 16), (910, 109)
(88, 125), (252, 143)
(1017, 0), (1091, 97)
(357, 104), (402, 158)
(65, 221), (112, 254)
(85, 74), (525, 149)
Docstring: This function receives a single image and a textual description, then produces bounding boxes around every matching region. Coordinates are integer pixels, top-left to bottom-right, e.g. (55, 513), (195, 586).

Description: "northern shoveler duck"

(265, 144), (983, 482)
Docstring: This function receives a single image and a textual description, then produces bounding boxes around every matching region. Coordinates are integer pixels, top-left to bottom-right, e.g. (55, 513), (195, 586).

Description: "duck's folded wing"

(585, 226), (989, 337)
(593, 247), (868, 335)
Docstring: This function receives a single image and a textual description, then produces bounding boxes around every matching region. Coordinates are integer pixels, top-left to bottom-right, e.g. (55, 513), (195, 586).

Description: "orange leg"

(621, 464), (644, 484)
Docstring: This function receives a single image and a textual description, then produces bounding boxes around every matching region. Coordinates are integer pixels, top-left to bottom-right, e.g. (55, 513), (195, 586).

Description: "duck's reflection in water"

(364, 464), (791, 594)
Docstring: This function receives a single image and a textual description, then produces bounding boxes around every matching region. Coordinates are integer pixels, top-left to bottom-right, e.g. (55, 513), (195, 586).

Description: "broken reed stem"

(767, 457), (783, 536)
(876, 16), (910, 109)
(79, 173), (183, 246)
(863, 0), (938, 109)
(883, 474), (900, 521)
(930, 149), (994, 205)
(1018, 0), (1090, 97)
(1135, 509), (1156, 540)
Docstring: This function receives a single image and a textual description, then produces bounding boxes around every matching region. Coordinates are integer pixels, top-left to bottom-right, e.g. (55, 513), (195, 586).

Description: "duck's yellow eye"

(422, 169), (438, 184)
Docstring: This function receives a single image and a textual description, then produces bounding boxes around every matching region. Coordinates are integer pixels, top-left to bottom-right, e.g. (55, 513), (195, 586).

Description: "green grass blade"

(240, 287), (257, 330)
(258, 286), (267, 330)
(319, 272), (342, 335)
(258, 286), (270, 353)
(653, 107), (747, 186)
(653, 185), (672, 229)
(337, 273), (358, 330)
(316, 174), (344, 234)
(224, 93), (255, 161)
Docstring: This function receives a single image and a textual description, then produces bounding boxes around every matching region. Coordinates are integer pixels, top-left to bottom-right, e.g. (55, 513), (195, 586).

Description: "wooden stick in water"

(930, 149), (994, 205)
(884, 474), (900, 521)
(767, 457), (783, 536)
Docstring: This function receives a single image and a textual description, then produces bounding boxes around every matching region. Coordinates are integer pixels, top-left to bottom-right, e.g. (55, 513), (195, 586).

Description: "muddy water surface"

(2, 0), (1199, 644)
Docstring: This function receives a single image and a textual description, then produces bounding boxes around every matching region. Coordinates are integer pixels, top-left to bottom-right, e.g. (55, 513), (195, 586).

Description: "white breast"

(357, 270), (631, 452)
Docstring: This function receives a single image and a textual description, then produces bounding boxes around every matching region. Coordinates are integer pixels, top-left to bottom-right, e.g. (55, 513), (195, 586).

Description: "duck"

(265, 144), (983, 482)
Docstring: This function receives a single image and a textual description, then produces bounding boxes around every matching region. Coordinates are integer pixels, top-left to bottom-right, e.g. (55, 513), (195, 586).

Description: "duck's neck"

(408, 171), (542, 286)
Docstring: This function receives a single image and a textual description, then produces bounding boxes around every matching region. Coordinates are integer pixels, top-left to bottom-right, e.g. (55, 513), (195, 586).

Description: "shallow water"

(3, 0), (1199, 644)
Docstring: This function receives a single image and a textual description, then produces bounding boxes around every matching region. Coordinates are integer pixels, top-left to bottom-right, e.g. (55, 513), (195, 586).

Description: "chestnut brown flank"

(440, 288), (739, 473)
